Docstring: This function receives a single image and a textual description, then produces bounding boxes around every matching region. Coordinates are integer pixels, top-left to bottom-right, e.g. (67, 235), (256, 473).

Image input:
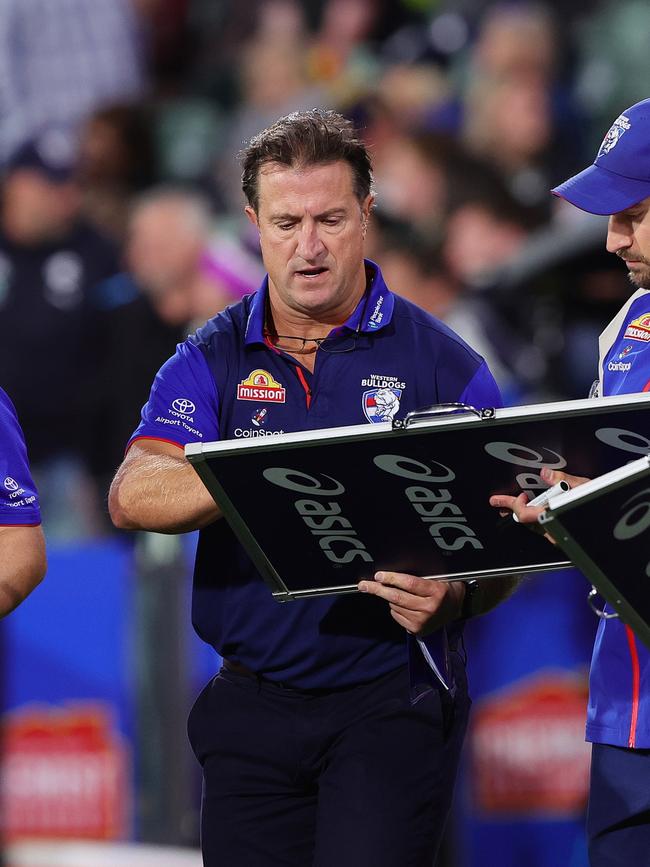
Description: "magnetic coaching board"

(540, 455), (650, 649)
(185, 393), (650, 601)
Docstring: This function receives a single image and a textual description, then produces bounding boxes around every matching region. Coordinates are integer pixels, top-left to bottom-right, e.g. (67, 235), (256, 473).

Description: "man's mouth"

(295, 267), (328, 278)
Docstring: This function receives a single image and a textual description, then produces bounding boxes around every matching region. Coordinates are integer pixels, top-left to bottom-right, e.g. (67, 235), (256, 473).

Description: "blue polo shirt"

(0, 387), (41, 526)
(587, 291), (650, 748)
(129, 262), (501, 689)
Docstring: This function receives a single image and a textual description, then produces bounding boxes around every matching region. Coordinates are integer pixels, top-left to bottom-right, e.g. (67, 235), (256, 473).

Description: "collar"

(598, 287), (650, 382)
(244, 259), (395, 346)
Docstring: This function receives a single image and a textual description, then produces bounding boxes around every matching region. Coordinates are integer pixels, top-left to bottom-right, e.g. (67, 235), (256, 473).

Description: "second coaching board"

(185, 392), (650, 601)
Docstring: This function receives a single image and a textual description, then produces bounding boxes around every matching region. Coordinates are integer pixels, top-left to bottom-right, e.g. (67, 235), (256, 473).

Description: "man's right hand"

(489, 466), (590, 534)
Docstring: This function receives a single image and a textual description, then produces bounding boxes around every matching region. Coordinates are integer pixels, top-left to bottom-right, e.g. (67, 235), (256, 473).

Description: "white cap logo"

(598, 113), (631, 157)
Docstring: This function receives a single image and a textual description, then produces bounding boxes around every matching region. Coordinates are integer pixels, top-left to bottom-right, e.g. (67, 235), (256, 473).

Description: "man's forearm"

(109, 447), (221, 534)
(0, 526), (46, 616)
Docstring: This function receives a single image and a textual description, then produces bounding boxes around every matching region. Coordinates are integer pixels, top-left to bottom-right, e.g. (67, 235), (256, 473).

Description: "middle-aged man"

(109, 110), (515, 866)
(0, 386), (46, 615)
(491, 98), (650, 866)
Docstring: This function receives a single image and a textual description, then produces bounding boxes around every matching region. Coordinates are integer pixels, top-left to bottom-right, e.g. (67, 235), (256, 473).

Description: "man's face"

(245, 161), (373, 324)
(607, 196), (650, 289)
(126, 202), (202, 294)
(2, 170), (79, 245)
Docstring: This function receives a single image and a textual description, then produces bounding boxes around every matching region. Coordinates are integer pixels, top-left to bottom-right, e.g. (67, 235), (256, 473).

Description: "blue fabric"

(552, 99), (650, 215)
(0, 386), (40, 525)
(587, 293), (650, 747)
(188, 662), (470, 867)
(587, 744), (650, 864)
(129, 262), (502, 689)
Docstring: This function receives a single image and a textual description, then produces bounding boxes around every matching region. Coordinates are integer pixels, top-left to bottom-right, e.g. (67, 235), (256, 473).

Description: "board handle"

(394, 402), (496, 430)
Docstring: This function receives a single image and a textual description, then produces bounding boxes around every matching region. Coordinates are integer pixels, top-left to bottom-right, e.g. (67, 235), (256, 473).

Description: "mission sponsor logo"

(624, 313), (650, 342)
(237, 369), (286, 403)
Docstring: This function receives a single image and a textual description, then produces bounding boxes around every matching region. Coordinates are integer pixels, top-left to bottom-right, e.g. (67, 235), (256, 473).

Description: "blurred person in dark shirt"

(0, 130), (120, 537)
(88, 187), (259, 487)
(373, 218), (523, 404)
(76, 103), (158, 244)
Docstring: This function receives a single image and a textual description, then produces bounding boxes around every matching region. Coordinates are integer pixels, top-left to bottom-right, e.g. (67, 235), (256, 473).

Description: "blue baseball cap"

(5, 129), (77, 183)
(552, 98), (650, 215)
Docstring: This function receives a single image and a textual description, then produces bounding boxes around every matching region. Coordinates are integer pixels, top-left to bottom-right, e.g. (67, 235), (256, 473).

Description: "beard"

(620, 253), (650, 289)
(628, 267), (650, 290)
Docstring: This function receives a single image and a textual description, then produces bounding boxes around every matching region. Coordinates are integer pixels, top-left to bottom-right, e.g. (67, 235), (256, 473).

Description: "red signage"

(1, 704), (131, 840)
(469, 672), (590, 816)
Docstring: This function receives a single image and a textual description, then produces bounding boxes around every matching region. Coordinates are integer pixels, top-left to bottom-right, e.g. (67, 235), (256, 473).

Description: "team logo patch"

(237, 369), (286, 403)
(598, 112), (631, 157)
(619, 345), (634, 359)
(624, 313), (650, 342)
(363, 387), (402, 423)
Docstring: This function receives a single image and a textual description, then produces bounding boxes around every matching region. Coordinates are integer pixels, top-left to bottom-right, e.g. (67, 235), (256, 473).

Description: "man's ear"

(361, 194), (375, 230)
(245, 205), (259, 228)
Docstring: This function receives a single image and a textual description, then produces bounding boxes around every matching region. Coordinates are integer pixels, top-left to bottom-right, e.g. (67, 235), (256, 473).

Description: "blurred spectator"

(308, 0), (383, 103)
(471, 3), (558, 81)
(374, 219), (522, 403)
(573, 0), (650, 151)
(0, 130), (120, 538)
(216, 1), (327, 211)
(87, 187), (263, 486)
(442, 167), (538, 289)
(126, 187), (247, 327)
(77, 103), (158, 243)
(0, 0), (145, 163)
(374, 63), (451, 130)
(372, 222), (457, 319)
(458, 3), (582, 211)
(372, 131), (457, 237)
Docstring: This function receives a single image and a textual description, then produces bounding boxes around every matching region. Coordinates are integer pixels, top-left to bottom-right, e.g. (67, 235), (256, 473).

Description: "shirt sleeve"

(0, 388), (41, 525)
(458, 360), (503, 410)
(127, 341), (220, 452)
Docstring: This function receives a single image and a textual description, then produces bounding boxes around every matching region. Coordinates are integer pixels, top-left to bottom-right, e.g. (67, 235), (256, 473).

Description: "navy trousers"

(587, 743), (650, 866)
(187, 663), (470, 867)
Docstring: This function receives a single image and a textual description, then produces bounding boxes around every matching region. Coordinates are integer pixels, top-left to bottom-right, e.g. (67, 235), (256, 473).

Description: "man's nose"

(606, 213), (633, 254)
(296, 223), (325, 260)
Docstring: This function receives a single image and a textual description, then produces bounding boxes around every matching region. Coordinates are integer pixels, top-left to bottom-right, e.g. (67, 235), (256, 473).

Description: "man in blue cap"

(492, 98), (650, 865)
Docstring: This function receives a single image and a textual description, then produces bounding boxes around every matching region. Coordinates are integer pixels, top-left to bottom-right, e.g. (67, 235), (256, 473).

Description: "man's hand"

(358, 571), (465, 636)
(489, 466), (589, 537)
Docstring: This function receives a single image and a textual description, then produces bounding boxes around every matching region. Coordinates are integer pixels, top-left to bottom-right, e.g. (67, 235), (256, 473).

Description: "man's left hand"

(358, 572), (465, 636)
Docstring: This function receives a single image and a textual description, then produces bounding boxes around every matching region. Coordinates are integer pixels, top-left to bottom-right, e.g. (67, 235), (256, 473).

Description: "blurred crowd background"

(1, 0), (646, 864)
